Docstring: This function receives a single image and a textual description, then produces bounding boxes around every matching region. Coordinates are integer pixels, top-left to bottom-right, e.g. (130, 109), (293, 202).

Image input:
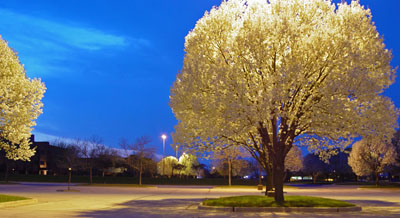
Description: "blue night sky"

(0, 0), (399, 156)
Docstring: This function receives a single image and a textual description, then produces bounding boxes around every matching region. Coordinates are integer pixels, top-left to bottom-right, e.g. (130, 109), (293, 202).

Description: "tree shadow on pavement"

(76, 198), (234, 218)
(76, 198), (400, 218)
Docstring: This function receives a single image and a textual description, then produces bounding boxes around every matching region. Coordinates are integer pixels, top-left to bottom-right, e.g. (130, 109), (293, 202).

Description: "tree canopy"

(0, 36), (46, 161)
(348, 139), (397, 185)
(170, 0), (398, 202)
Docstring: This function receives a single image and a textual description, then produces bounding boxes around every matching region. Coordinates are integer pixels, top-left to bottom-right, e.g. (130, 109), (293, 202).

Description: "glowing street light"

(161, 134), (167, 176)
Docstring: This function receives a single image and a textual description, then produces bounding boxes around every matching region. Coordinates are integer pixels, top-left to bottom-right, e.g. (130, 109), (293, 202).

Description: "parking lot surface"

(1, 182), (400, 217)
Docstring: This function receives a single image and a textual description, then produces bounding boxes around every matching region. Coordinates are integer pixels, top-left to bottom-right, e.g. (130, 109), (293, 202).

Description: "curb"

(0, 199), (38, 209)
(198, 203), (362, 213)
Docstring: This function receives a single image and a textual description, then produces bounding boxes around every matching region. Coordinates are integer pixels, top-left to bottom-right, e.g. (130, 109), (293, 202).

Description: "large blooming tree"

(170, 0), (398, 203)
(0, 36), (46, 161)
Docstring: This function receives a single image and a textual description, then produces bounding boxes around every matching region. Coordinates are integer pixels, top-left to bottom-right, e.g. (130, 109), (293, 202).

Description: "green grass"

(0, 194), (29, 203)
(203, 195), (355, 207)
(82, 184), (155, 188)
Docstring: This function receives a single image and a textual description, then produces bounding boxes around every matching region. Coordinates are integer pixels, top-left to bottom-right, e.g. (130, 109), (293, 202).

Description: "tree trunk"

(273, 160), (285, 204)
(139, 160), (143, 185)
(25, 162), (29, 175)
(228, 157), (232, 186)
(68, 170), (71, 191)
(89, 167), (93, 184)
(313, 173), (317, 184)
(283, 170), (288, 182)
(375, 172), (379, 187)
(265, 164), (273, 193)
(102, 169), (106, 184)
(272, 142), (286, 204)
(5, 160), (9, 183)
(257, 120), (290, 203)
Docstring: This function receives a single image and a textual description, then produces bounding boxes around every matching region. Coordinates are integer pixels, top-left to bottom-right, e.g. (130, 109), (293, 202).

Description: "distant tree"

(157, 156), (178, 177)
(0, 36), (46, 161)
(120, 136), (156, 185)
(303, 153), (329, 183)
(53, 140), (80, 185)
(285, 146), (303, 172)
(348, 139), (397, 186)
(247, 158), (262, 180)
(53, 140), (80, 171)
(391, 130), (400, 175)
(79, 136), (104, 184)
(192, 163), (207, 178)
(212, 147), (249, 186)
(95, 145), (119, 177)
(0, 151), (16, 183)
(178, 153), (199, 178)
(284, 146), (303, 181)
(132, 136), (156, 185)
(328, 149), (354, 182)
(172, 163), (186, 178)
(143, 157), (157, 178)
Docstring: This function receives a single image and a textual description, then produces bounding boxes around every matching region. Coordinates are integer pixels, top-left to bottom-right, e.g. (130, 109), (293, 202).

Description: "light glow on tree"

(170, 0), (398, 203)
(0, 36), (46, 161)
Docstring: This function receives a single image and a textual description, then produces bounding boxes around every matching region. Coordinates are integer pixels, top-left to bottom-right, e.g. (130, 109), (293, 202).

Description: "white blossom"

(348, 139), (397, 178)
(170, 0), (398, 201)
(0, 36), (46, 161)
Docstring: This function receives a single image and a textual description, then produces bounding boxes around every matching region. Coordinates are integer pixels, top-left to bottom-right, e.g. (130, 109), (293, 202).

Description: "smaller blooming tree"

(178, 153), (199, 177)
(284, 146), (303, 181)
(157, 156), (178, 177)
(348, 139), (397, 186)
(285, 146), (303, 172)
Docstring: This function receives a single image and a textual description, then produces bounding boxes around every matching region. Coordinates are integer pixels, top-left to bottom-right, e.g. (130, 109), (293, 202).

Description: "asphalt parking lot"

(1, 182), (400, 218)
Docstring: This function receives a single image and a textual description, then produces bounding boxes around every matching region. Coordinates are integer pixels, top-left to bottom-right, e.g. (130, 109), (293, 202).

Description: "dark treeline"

(1, 132), (400, 185)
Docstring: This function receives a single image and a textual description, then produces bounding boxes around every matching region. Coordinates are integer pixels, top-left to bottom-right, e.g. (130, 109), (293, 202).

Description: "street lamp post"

(161, 134), (167, 176)
(68, 167), (72, 191)
(176, 145), (178, 158)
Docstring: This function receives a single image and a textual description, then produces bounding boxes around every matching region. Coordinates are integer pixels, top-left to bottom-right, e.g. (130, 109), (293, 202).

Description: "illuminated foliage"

(0, 36), (46, 161)
(170, 0), (398, 202)
(285, 146), (303, 172)
(348, 139), (397, 185)
(178, 153), (199, 177)
(157, 156), (178, 177)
